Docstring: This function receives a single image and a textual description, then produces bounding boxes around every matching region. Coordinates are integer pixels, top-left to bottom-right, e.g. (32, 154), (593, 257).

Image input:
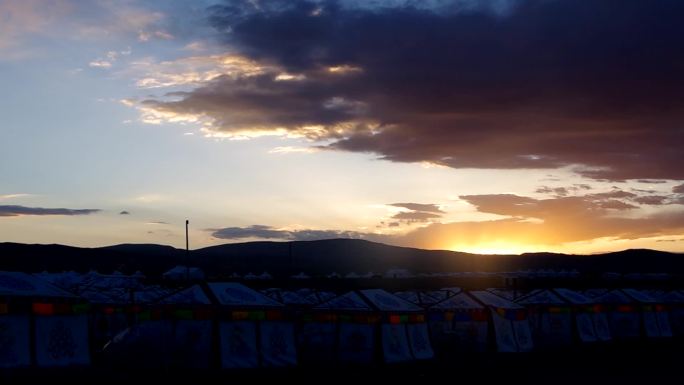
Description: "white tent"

(622, 288), (673, 338)
(207, 282), (297, 368)
(583, 289), (641, 339)
(553, 288), (610, 342)
(159, 285), (213, 368)
(514, 289), (573, 348)
(359, 289), (434, 363)
(395, 290), (448, 307)
(428, 292), (488, 352)
(471, 290), (533, 352)
(162, 265), (205, 281)
(309, 291), (375, 364)
(0, 271), (90, 368)
(647, 290), (684, 336)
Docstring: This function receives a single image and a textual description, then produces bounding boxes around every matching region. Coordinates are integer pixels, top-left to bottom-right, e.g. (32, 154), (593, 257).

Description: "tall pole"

(185, 219), (189, 281)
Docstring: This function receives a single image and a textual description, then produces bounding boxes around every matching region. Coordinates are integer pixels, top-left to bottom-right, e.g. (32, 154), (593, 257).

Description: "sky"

(1, 0), (683, 254)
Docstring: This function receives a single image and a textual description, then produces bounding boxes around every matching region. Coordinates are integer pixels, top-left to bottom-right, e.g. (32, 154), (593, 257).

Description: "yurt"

(156, 284), (214, 368)
(207, 282), (297, 368)
(622, 288), (673, 338)
(358, 289), (434, 363)
(395, 291), (448, 307)
(303, 291), (377, 365)
(470, 290), (533, 352)
(0, 271), (90, 368)
(584, 289), (641, 339)
(647, 290), (684, 336)
(514, 289), (573, 349)
(427, 291), (488, 353)
(553, 288), (611, 342)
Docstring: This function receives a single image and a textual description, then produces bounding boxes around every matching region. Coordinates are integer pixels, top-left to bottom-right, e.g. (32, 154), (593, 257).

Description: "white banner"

(173, 320), (213, 368)
(35, 315), (90, 367)
(491, 312), (517, 352)
(219, 321), (258, 368)
(642, 311), (661, 338)
(593, 313), (612, 341)
(540, 313), (573, 346)
(0, 315), (31, 368)
(338, 323), (374, 363)
(381, 324), (412, 363)
(575, 313), (597, 343)
(260, 321), (297, 367)
(298, 322), (336, 362)
(656, 312), (673, 337)
(512, 320), (533, 352)
(407, 323), (434, 360)
(610, 312), (640, 338)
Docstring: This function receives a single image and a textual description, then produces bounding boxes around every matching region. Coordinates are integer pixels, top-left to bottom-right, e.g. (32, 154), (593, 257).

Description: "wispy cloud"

(0, 205), (100, 217)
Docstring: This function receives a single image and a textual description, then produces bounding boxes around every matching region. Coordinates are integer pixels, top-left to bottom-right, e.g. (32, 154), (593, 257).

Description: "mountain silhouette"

(0, 239), (682, 278)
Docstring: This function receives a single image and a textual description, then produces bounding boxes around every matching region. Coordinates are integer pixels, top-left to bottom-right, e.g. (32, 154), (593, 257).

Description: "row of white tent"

(4, 269), (684, 369)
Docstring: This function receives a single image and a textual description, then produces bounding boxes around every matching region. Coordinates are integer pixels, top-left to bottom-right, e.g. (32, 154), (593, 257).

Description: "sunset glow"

(1, 0), (683, 254)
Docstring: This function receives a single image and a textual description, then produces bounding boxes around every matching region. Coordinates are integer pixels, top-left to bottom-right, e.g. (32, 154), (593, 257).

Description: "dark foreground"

(2, 341), (682, 385)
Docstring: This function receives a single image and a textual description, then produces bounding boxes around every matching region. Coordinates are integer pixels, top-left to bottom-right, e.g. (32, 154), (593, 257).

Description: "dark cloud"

(633, 196), (670, 205)
(673, 184), (684, 194)
(210, 225), (372, 241)
(0, 205), (100, 217)
(119, 211), (130, 215)
(147, 0), (684, 181)
(391, 211), (442, 223)
(536, 186), (569, 197)
(638, 180), (668, 184)
(389, 203), (444, 214)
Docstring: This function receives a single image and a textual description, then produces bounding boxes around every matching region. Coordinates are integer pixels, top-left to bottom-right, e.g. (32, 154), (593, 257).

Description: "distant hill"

(0, 239), (682, 278)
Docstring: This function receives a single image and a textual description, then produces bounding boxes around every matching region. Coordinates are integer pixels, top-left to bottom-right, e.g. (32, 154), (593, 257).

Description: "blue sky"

(1, 0), (683, 254)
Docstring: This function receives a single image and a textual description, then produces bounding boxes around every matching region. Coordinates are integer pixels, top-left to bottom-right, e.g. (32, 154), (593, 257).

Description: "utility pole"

(185, 219), (190, 281)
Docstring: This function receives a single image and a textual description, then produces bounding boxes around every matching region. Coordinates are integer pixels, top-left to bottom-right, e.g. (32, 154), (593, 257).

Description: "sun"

(451, 241), (546, 255)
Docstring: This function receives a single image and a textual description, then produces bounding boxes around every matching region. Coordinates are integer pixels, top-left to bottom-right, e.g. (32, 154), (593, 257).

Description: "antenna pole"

(185, 219), (189, 281)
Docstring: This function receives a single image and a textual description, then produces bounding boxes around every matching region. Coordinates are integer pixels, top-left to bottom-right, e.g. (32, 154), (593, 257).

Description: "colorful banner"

(260, 321), (297, 367)
(338, 323), (374, 364)
(35, 315), (90, 367)
(219, 321), (258, 368)
(0, 315), (31, 368)
(381, 324), (412, 363)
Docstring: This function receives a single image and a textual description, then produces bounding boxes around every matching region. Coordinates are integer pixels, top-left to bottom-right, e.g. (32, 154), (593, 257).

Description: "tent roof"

(207, 282), (283, 307)
(516, 289), (567, 305)
(396, 290), (450, 306)
(314, 291), (373, 311)
(487, 288), (526, 301)
(471, 290), (524, 309)
(584, 289), (633, 304)
(0, 271), (77, 298)
(157, 284), (211, 305)
(359, 289), (423, 312)
(621, 289), (660, 304)
(430, 292), (484, 310)
(553, 288), (595, 304)
(584, 289), (634, 303)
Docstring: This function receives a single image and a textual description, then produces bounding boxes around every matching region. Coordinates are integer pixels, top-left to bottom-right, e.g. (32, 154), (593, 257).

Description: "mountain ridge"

(0, 239), (682, 277)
